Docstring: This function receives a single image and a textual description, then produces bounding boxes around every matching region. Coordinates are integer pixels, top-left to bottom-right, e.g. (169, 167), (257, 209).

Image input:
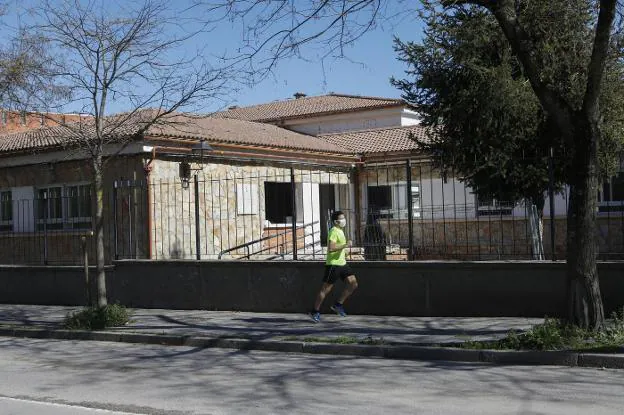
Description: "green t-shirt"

(326, 226), (347, 266)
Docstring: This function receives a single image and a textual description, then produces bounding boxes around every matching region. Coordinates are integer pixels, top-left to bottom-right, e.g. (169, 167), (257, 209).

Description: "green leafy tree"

(391, 1), (624, 216)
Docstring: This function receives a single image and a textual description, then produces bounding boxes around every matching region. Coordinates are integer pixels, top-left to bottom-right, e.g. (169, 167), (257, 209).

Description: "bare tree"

(213, 0), (623, 330)
(29, 0), (232, 307)
(201, 0), (411, 80)
(0, 11), (64, 109)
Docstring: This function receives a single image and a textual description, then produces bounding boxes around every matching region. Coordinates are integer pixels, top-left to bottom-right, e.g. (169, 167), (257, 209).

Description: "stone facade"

(148, 159), (351, 260)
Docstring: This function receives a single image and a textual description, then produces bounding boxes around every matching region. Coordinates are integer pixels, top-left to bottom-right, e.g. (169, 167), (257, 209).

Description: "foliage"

(0, 27), (64, 109)
(462, 309), (624, 351)
(392, 0), (624, 207)
(64, 304), (130, 330)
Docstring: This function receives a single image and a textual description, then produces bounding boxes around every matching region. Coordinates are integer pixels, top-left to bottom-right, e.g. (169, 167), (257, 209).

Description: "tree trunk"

(566, 117), (604, 330)
(94, 162), (108, 307)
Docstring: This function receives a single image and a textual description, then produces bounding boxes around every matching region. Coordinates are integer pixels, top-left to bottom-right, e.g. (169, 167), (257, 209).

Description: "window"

(598, 172), (624, 212)
(476, 194), (514, 216)
(1, 111), (6, 125)
(66, 185), (93, 228)
(37, 184), (92, 230)
(366, 183), (420, 219)
(20, 111), (27, 126)
(0, 191), (12, 231)
(264, 182), (293, 223)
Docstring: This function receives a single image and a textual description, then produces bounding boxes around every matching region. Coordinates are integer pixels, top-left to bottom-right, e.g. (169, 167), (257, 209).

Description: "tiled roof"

(0, 125), (82, 153)
(0, 111), (350, 155)
(320, 125), (431, 154)
(0, 111), (150, 153)
(212, 94), (406, 122)
(146, 114), (350, 154)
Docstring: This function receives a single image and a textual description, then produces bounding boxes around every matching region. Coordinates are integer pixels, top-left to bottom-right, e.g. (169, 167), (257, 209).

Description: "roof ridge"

(319, 124), (425, 137)
(327, 93), (403, 102)
(216, 93), (404, 112)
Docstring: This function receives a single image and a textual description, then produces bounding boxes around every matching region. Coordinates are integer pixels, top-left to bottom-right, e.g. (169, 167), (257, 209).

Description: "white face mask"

(335, 218), (347, 228)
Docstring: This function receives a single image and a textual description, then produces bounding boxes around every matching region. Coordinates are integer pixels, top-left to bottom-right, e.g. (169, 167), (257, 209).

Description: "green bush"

(461, 308), (624, 351)
(498, 318), (585, 350)
(64, 304), (130, 330)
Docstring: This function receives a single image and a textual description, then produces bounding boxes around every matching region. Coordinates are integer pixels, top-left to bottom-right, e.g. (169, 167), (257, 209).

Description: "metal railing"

(1, 158), (622, 265)
(218, 221), (320, 259)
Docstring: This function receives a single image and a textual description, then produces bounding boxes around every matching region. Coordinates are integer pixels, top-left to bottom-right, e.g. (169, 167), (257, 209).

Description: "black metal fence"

(1, 162), (623, 264)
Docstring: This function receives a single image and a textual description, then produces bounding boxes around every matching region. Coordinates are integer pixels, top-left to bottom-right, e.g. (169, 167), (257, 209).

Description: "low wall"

(1, 261), (623, 317)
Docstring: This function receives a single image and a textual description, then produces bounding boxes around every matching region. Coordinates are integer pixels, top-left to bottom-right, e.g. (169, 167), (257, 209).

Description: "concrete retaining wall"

(1, 261), (623, 317)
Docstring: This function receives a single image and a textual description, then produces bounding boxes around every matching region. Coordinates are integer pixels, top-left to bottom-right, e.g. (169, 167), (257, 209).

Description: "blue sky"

(222, 15), (424, 109)
(2, 0), (425, 113)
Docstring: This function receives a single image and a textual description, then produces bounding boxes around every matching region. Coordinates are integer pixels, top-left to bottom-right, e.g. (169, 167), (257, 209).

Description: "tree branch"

(583, 0), (618, 119)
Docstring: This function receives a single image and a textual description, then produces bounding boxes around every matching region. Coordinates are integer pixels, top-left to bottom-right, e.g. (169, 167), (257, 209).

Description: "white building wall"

(418, 177), (568, 219)
(283, 107), (408, 135)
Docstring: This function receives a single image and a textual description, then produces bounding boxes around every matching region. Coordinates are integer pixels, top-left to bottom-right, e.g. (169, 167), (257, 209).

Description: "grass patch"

(64, 304), (130, 330)
(459, 308), (624, 351)
(283, 335), (386, 345)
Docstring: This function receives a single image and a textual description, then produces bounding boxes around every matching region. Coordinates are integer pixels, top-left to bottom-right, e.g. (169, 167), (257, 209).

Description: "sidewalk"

(1, 304), (622, 368)
(0, 304), (539, 345)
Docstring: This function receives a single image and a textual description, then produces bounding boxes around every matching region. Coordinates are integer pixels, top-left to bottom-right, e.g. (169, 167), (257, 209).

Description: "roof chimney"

(228, 105), (238, 110)
(293, 92), (307, 99)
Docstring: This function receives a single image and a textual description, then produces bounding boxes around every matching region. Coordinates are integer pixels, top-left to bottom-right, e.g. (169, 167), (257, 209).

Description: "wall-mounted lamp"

(179, 161), (192, 189)
(179, 138), (213, 189)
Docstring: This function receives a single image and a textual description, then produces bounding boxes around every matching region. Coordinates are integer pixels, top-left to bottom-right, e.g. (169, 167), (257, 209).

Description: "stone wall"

(148, 159), (350, 259)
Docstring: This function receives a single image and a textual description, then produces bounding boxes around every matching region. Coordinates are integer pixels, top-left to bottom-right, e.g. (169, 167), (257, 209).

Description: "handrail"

(218, 221), (320, 259)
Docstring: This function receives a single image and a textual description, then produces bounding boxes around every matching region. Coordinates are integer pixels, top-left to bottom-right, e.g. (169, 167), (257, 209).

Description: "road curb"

(1, 326), (623, 368)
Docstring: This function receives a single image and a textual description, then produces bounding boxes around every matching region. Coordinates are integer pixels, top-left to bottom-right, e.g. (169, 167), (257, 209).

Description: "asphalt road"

(0, 338), (623, 415)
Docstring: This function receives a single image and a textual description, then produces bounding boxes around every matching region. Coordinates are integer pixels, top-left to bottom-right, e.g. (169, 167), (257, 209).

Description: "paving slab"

(1, 304), (623, 368)
(0, 304), (541, 345)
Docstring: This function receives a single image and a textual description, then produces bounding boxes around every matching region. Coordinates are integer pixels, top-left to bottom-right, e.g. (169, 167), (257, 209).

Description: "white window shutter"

(237, 183), (258, 215)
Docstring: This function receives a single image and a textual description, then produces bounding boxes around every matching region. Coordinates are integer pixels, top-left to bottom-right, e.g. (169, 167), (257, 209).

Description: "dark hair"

(331, 211), (345, 222)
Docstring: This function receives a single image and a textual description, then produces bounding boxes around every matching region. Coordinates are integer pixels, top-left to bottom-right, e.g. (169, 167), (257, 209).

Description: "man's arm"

(328, 240), (352, 252)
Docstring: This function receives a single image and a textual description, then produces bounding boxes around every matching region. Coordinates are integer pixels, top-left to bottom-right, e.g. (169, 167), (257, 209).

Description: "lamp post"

(189, 138), (213, 260)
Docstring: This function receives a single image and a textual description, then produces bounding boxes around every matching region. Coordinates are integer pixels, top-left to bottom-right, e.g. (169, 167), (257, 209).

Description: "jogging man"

(310, 211), (358, 323)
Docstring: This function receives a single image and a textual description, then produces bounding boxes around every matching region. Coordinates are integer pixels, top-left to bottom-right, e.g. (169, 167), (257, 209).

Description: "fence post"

(290, 166), (298, 260)
(194, 174), (201, 261)
(82, 235), (91, 307)
(113, 181), (119, 260)
(43, 191), (48, 265)
(406, 160), (415, 260)
(548, 147), (556, 261)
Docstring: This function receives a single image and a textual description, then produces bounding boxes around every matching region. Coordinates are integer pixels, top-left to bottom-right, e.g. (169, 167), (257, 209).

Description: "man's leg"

(337, 275), (358, 305)
(314, 282), (334, 312)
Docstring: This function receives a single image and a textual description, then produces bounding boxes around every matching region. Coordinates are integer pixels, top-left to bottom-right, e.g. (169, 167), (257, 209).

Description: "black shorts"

(323, 265), (355, 284)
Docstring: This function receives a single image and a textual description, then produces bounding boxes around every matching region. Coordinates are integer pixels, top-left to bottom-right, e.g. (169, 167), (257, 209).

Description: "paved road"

(1, 397), (138, 415)
(1, 338), (623, 414)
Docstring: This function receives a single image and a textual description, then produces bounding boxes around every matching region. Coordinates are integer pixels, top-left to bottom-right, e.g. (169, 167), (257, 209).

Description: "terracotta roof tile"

(212, 93), (405, 122)
(320, 125), (431, 154)
(0, 111), (351, 155)
(146, 114), (350, 154)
